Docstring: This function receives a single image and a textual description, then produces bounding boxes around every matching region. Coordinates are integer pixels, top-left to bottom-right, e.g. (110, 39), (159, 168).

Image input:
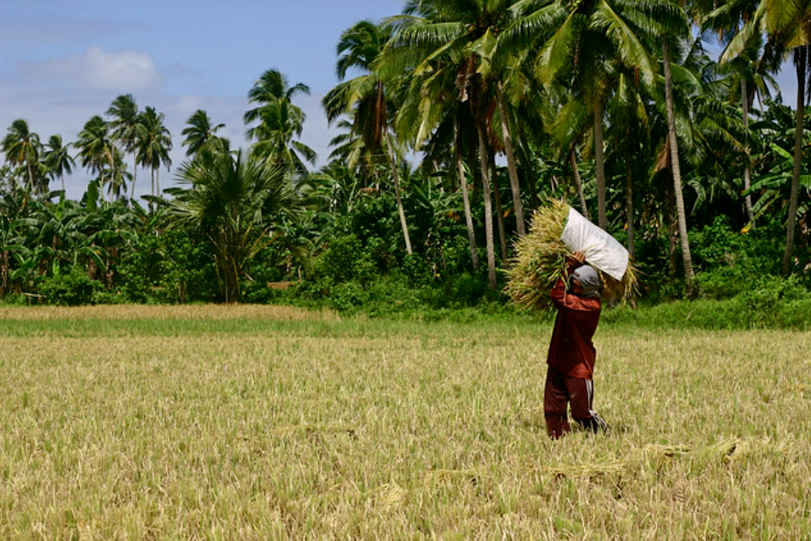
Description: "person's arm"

(551, 252), (586, 308)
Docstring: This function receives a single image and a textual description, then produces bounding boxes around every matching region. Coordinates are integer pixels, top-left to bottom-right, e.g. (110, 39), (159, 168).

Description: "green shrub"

(91, 290), (128, 305)
(242, 249), (287, 304)
(330, 282), (368, 312)
(738, 275), (810, 326)
(39, 267), (100, 306)
(401, 253), (432, 287)
(690, 217), (783, 299)
(605, 276), (811, 330)
(449, 272), (488, 306)
(695, 267), (747, 299)
(0, 292), (27, 305)
(117, 229), (219, 304)
(315, 234), (376, 286)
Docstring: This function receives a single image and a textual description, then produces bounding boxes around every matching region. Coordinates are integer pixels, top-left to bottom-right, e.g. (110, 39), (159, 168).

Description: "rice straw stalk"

(505, 199), (638, 312)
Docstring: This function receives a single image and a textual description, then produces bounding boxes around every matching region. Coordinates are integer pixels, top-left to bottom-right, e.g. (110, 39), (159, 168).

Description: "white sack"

(560, 206), (629, 281)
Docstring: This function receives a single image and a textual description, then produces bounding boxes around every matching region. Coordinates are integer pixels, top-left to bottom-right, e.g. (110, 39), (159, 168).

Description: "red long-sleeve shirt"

(546, 266), (601, 378)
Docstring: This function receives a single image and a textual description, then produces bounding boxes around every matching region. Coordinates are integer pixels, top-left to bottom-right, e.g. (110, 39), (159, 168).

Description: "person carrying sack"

(544, 251), (609, 439)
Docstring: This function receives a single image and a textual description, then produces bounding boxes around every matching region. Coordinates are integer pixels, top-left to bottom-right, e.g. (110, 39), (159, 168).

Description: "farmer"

(544, 251), (609, 439)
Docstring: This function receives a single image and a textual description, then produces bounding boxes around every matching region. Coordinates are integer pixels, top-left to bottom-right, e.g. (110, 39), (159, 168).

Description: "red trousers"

(544, 367), (607, 438)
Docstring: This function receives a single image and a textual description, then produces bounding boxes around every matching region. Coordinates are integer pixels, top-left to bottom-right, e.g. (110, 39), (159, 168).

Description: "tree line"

(1, 0), (809, 306)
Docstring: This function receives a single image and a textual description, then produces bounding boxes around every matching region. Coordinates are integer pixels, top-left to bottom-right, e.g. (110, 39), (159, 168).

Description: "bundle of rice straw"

(505, 199), (638, 312)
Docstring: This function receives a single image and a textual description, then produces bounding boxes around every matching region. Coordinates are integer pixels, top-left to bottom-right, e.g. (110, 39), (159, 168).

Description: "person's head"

(570, 265), (601, 298)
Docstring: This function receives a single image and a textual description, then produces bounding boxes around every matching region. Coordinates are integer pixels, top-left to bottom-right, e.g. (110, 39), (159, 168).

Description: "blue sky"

(0, 0), (404, 198)
(0, 0), (800, 200)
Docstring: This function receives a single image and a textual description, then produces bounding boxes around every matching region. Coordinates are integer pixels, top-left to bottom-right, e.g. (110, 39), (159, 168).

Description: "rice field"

(1, 305), (809, 540)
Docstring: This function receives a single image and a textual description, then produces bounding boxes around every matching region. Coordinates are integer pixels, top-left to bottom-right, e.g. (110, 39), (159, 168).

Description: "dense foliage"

(1, 1), (810, 322)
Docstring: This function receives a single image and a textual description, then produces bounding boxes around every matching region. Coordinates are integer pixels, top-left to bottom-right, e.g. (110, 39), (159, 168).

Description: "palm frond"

(591, 1), (657, 84)
(536, 11), (581, 85)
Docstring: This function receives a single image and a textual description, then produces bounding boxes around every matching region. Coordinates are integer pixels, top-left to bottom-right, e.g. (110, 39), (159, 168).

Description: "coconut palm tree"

(652, 34), (749, 250)
(2, 119), (42, 192)
(244, 69), (310, 125)
(323, 19), (391, 176)
(244, 69), (316, 174)
(76, 116), (117, 201)
(42, 135), (75, 193)
(106, 94), (141, 202)
(105, 151), (132, 201)
(662, 27), (697, 294)
(605, 68), (653, 256)
(539, 76), (593, 218)
(390, 46), (484, 272)
(724, 37), (779, 228)
(704, 1), (782, 229)
(382, 0), (546, 286)
(390, 0), (533, 237)
(454, 113), (481, 272)
(720, 0), (811, 274)
(323, 20), (414, 254)
(325, 117), (365, 167)
(135, 106), (173, 200)
(521, 0), (673, 231)
(246, 99), (316, 175)
(181, 109), (226, 158)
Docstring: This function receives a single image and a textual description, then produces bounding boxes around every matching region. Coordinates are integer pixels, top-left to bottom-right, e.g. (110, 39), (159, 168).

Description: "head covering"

(572, 265), (601, 298)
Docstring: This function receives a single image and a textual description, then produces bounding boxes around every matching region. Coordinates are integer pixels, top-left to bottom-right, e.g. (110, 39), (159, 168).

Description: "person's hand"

(567, 251), (586, 266)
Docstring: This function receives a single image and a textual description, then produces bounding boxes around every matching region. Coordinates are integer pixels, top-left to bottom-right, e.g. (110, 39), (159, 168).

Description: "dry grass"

(0, 306), (809, 539)
(0, 304), (337, 321)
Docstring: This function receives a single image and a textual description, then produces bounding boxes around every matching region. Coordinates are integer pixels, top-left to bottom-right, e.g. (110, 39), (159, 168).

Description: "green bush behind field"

(604, 292), (811, 330)
(278, 215), (809, 329)
(276, 216), (811, 328)
(2, 214), (810, 330)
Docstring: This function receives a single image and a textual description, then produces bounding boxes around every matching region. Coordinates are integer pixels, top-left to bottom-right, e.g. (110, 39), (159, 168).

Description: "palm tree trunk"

(88, 247), (98, 281)
(594, 103), (607, 230)
(476, 120), (497, 289)
(491, 159), (508, 262)
(130, 160), (137, 204)
(663, 40), (696, 295)
(625, 156), (635, 257)
(156, 168), (161, 196)
(569, 150), (589, 220)
(783, 46), (806, 276)
(149, 169), (156, 212)
(26, 159), (34, 192)
(216, 229), (240, 304)
(667, 195), (678, 278)
(741, 77), (754, 229)
(495, 80), (526, 236)
(385, 134), (413, 255)
(456, 124), (479, 271)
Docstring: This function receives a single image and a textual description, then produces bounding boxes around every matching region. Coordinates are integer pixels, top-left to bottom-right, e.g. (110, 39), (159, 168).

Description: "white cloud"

(81, 46), (162, 91)
(176, 95), (205, 115)
(18, 46), (163, 92)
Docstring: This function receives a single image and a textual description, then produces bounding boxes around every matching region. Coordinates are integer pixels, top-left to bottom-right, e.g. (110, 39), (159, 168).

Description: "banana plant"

(745, 142), (811, 231)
